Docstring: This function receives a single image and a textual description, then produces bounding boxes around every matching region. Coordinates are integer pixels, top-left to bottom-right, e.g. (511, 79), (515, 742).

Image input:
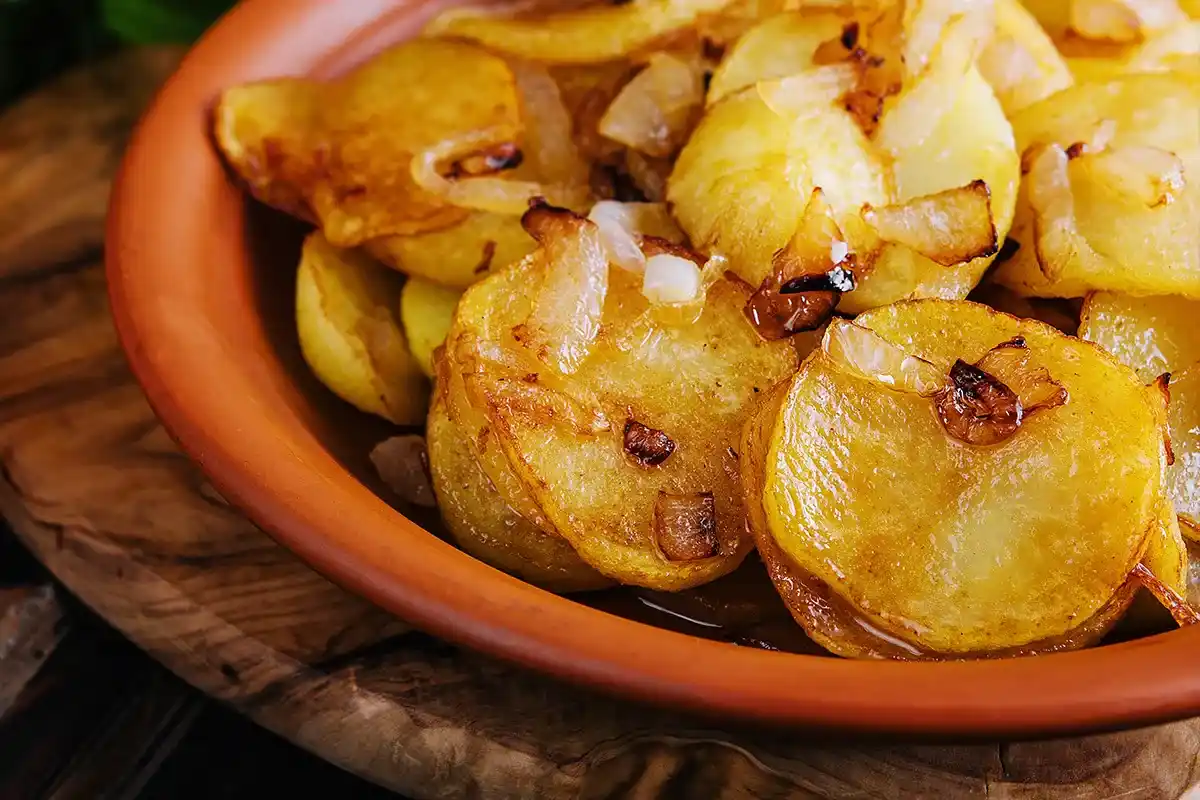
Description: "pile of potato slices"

(213, 0), (1200, 660)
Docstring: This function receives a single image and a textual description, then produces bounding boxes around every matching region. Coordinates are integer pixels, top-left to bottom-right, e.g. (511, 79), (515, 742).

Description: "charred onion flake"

(624, 419), (676, 466)
(655, 491), (719, 561)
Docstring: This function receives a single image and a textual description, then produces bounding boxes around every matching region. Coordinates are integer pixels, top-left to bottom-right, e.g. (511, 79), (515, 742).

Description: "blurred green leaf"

(101, 0), (234, 43)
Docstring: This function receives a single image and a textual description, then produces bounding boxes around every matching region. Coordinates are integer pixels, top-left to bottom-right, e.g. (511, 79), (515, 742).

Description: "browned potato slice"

(1166, 364), (1200, 533)
(295, 232), (429, 424)
(422, 0), (734, 64)
(1079, 292), (1200, 381)
(214, 39), (522, 247)
(744, 299), (1168, 657)
(705, 11), (848, 105)
(440, 207), (798, 590)
(426, 390), (610, 592)
(993, 74), (1200, 298)
(978, 0), (1074, 114)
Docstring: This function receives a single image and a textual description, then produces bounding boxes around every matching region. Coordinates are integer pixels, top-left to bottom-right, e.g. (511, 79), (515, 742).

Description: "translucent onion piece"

(643, 253), (704, 305)
(588, 200), (685, 273)
(976, 0), (1074, 114)
(1070, 0), (1188, 42)
(1024, 142), (1109, 281)
(1166, 364), (1200, 531)
(1126, 20), (1200, 72)
(1082, 145), (1186, 207)
(974, 337), (1070, 413)
(423, 0), (736, 65)
(755, 64), (860, 117)
(511, 59), (591, 189)
(862, 180), (998, 267)
(411, 129), (590, 215)
(599, 53), (705, 159)
(902, 0), (997, 79)
(512, 204), (610, 374)
(822, 318), (945, 395)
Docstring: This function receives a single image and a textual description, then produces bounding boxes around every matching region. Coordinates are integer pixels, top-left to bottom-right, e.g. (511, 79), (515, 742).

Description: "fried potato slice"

(744, 299), (1168, 656)
(669, 7), (1019, 317)
(1166, 364), (1200, 533)
(440, 207), (798, 590)
(978, 0), (1074, 115)
(214, 39), (522, 247)
(1079, 292), (1200, 381)
(295, 232), (429, 424)
(423, 0), (734, 64)
(705, 10), (849, 105)
(426, 389), (611, 592)
(400, 278), (461, 378)
(364, 212), (537, 289)
(993, 74), (1200, 298)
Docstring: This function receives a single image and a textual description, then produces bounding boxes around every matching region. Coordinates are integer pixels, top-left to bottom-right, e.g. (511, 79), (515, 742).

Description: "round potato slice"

(214, 39), (522, 247)
(1166, 364), (1200, 533)
(295, 232), (429, 424)
(399, 278), (462, 378)
(426, 390), (610, 592)
(1079, 292), (1200, 382)
(441, 207), (798, 590)
(745, 299), (1168, 656)
(993, 74), (1200, 299)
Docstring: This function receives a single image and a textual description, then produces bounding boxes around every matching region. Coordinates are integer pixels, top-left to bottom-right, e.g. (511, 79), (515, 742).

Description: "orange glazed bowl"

(106, 0), (1200, 738)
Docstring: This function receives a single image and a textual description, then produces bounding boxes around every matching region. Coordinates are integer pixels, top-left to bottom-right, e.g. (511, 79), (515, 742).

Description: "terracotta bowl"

(105, 0), (1200, 738)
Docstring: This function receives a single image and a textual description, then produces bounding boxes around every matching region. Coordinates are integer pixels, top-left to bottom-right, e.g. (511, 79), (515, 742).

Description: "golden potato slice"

(400, 279), (461, 378)
(1166, 364), (1200, 532)
(441, 207), (798, 590)
(364, 212), (537, 289)
(214, 39), (522, 247)
(745, 299), (1168, 656)
(1079, 292), (1200, 381)
(423, 0), (734, 64)
(669, 12), (1019, 317)
(705, 11), (848, 105)
(426, 390), (610, 592)
(978, 0), (1074, 115)
(993, 74), (1200, 298)
(295, 232), (429, 424)
(1021, 0), (1188, 43)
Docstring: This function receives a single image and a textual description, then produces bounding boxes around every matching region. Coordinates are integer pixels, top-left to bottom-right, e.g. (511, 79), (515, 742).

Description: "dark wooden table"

(0, 522), (400, 799)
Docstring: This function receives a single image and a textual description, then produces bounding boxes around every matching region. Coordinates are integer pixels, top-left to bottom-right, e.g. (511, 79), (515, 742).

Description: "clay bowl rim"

(105, 0), (1200, 739)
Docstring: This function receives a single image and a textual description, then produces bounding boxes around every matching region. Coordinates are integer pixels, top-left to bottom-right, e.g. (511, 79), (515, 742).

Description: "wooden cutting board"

(1, 46), (1198, 800)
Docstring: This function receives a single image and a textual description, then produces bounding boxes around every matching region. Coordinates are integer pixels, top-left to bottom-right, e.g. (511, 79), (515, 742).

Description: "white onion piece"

(1025, 142), (1108, 281)
(511, 59), (591, 189)
(598, 53), (704, 158)
(822, 318), (944, 395)
(643, 253), (703, 305)
(756, 64), (859, 118)
(1070, 0), (1187, 42)
(903, 0), (997, 79)
(1127, 21), (1200, 73)
(589, 201), (647, 273)
(412, 129), (590, 214)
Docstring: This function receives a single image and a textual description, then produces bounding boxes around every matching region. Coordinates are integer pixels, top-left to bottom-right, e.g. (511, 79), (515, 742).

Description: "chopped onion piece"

(412, 129), (590, 215)
(1070, 0), (1186, 42)
(1024, 142), (1108, 281)
(654, 491), (719, 562)
(511, 59), (590, 189)
(1127, 21), (1200, 73)
(903, 0), (997, 79)
(587, 200), (685, 274)
(862, 180), (998, 266)
(1081, 145), (1186, 207)
(512, 203), (609, 374)
(974, 337), (1069, 414)
(643, 253), (703, 305)
(598, 53), (704, 159)
(822, 318), (944, 395)
(756, 64), (859, 118)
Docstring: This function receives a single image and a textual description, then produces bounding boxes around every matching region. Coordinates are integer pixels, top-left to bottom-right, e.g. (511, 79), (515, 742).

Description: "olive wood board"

(2, 46), (1200, 800)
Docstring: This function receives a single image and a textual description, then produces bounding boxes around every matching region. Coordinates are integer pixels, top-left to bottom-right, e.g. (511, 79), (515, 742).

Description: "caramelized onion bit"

(744, 189), (855, 341)
(513, 202), (609, 374)
(654, 491), (719, 562)
(1132, 562), (1200, 627)
(936, 359), (1023, 447)
(822, 318), (944, 395)
(861, 180), (998, 267)
(623, 419), (676, 466)
(370, 435), (437, 508)
(974, 337), (1070, 415)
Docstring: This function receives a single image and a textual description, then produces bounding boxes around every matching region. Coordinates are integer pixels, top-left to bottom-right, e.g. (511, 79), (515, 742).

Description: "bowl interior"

(106, 0), (1200, 738)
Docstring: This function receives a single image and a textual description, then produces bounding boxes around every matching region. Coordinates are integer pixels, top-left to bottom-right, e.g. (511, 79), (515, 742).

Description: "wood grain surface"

(2, 46), (1199, 800)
